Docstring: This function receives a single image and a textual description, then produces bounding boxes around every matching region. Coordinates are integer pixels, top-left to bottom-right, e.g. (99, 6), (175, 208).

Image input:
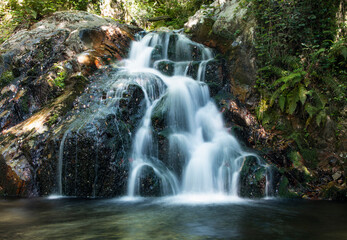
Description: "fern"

(287, 86), (300, 114)
(279, 95), (286, 111)
(269, 69), (308, 115)
(298, 83), (308, 105)
(272, 68), (306, 87)
(316, 109), (327, 126)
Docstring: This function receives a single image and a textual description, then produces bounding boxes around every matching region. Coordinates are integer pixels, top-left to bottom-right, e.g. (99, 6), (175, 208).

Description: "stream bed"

(0, 197), (346, 239)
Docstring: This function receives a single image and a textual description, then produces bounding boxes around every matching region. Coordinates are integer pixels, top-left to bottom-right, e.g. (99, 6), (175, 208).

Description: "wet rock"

(204, 59), (227, 96)
(0, 141), (33, 197)
(0, 11), (136, 133)
(332, 172), (342, 181)
(185, 0), (257, 103)
(154, 60), (175, 76)
(40, 75), (148, 197)
(57, 120), (131, 197)
(118, 83), (146, 126)
(138, 166), (162, 197)
(239, 156), (266, 198)
(151, 45), (163, 63)
(0, 11), (138, 197)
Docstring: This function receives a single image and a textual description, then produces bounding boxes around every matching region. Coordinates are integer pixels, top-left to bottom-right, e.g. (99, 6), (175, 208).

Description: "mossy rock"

(277, 176), (300, 198)
(240, 156), (266, 198)
(0, 70), (14, 89)
(154, 60), (175, 76)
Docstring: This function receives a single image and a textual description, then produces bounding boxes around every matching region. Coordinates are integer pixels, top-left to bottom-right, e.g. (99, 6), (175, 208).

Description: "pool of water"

(0, 197), (346, 239)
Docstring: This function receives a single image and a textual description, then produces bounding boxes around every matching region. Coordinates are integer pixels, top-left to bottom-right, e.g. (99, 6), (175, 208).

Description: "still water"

(0, 197), (346, 240)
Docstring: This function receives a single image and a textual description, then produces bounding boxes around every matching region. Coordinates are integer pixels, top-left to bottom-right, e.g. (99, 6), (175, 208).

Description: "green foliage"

(132, 0), (213, 29)
(47, 113), (59, 126)
(0, 70), (14, 89)
(278, 176), (299, 198)
(52, 64), (67, 89)
(300, 148), (318, 169)
(252, 0), (346, 135)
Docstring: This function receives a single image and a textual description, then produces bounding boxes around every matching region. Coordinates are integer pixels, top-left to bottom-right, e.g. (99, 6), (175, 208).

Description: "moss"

(53, 70), (67, 88)
(151, 95), (167, 120)
(278, 176), (299, 198)
(0, 70), (14, 89)
(47, 113), (59, 126)
(255, 167), (266, 182)
(288, 150), (312, 177)
(27, 66), (39, 77)
(288, 151), (302, 169)
(213, 90), (234, 104)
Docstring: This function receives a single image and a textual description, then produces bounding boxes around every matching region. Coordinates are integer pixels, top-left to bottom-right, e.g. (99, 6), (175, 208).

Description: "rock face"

(0, 11), (140, 197)
(0, 11), (137, 132)
(239, 157), (266, 198)
(185, 0), (257, 103)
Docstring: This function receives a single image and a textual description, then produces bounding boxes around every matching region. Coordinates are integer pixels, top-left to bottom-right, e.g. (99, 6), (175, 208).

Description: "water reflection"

(0, 198), (346, 240)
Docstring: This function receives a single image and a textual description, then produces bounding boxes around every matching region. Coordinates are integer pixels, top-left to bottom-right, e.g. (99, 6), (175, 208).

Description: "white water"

(55, 31), (270, 199)
(126, 32), (269, 198)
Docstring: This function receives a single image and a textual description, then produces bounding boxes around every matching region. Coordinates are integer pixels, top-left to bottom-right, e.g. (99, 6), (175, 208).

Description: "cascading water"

(125, 32), (269, 199)
(56, 31), (271, 199)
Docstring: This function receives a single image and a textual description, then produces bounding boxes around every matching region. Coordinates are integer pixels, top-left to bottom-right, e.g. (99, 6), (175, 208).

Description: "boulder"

(0, 11), (139, 197)
(0, 11), (137, 132)
(185, 0), (257, 102)
(239, 156), (266, 198)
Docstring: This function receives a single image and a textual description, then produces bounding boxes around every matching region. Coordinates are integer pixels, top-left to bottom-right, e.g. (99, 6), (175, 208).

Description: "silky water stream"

(53, 31), (271, 200)
(125, 31), (270, 200)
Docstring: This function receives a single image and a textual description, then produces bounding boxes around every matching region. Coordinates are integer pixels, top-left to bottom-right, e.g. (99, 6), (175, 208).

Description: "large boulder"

(0, 11), (140, 197)
(185, 0), (256, 103)
(0, 11), (137, 132)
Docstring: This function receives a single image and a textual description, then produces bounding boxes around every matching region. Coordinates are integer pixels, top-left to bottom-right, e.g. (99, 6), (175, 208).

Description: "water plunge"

(125, 32), (268, 198)
(57, 31), (270, 199)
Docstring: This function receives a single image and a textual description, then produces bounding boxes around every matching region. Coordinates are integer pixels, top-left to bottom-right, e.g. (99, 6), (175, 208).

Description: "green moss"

(47, 113), (59, 126)
(278, 176), (299, 198)
(0, 70), (14, 89)
(255, 168), (266, 182)
(151, 95), (168, 120)
(288, 151), (301, 169)
(213, 90), (234, 104)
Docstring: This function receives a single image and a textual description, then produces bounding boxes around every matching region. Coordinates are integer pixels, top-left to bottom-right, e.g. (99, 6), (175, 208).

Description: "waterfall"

(126, 32), (268, 198)
(55, 31), (270, 199)
(57, 130), (69, 196)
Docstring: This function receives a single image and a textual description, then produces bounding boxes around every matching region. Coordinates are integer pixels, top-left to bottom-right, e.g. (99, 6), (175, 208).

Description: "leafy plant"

(52, 64), (67, 89)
